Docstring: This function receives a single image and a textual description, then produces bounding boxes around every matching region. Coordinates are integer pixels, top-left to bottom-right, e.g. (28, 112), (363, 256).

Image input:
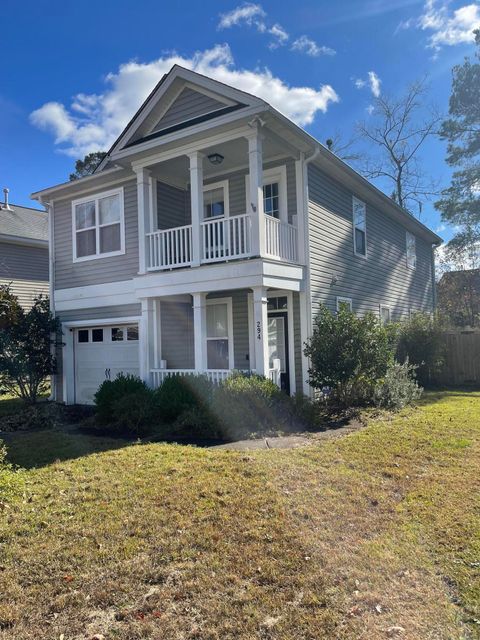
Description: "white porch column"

(139, 298), (155, 385)
(135, 167), (152, 274)
(252, 285), (269, 377)
(192, 292), (207, 372)
(247, 130), (265, 257)
(189, 152), (204, 267)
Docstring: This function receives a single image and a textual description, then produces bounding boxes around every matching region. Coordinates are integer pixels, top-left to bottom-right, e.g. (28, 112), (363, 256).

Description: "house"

(0, 189), (49, 308)
(31, 66), (441, 404)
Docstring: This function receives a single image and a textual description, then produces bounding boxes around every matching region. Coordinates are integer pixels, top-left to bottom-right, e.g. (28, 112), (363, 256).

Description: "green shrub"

(173, 407), (220, 440)
(373, 360), (423, 409)
(397, 313), (446, 387)
(0, 442), (23, 504)
(154, 374), (214, 423)
(94, 373), (151, 428)
(112, 387), (156, 436)
(304, 305), (395, 406)
(212, 372), (293, 440)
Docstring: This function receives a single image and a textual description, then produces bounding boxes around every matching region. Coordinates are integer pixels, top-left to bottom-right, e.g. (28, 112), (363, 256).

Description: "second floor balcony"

(146, 211), (298, 270)
(134, 122), (305, 275)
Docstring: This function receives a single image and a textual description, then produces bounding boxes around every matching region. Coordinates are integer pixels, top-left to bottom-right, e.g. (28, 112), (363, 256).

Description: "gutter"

(40, 198), (56, 402)
(0, 233), (48, 249)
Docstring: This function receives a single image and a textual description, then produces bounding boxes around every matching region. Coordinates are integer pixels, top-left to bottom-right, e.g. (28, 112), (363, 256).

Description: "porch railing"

(264, 216), (298, 263)
(147, 224), (192, 271)
(201, 214), (251, 263)
(150, 368), (234, 388)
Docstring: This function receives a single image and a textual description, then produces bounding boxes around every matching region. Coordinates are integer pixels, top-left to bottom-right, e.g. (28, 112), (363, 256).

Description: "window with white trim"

(379, 305), (391, 325)
(206, 302), (231, 370)
(72, 188), (124, 262)
(263, 182), (280, 218)
(245, 165), (288, 222)
(406, 231), (416, 269)
(353, 197), (367, 256)
(336, 296), (353, 312)
(203, 181), (229, 220)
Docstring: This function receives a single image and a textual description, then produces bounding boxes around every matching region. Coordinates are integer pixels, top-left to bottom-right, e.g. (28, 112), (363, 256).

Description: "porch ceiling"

(148, 135), (288, 187)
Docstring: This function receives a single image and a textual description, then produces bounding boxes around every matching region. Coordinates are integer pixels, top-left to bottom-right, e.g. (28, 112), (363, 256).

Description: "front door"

(267, 311), (290, 394)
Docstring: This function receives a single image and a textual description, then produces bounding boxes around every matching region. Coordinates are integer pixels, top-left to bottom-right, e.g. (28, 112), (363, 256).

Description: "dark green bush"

(373, 359), (423, 409)
(173, 407), (221, 440)
(112, 387), (156, 436)
(94, 373), (152, 428)
(154, 374), (214, 423)
(397, 313), (446, 387)
(304, 305), (395, 406)
(212, 372), (294, 440)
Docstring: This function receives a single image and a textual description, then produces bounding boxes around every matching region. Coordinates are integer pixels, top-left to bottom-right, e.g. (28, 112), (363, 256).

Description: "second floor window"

(353, 197), (367, 256)
(72, 188), (124, 262)
(406, 231), (416, 269)
(264, 182), (280, 218)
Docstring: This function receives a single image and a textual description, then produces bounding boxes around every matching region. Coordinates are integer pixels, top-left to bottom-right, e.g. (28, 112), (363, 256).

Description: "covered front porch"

(139, 288), (303, 395)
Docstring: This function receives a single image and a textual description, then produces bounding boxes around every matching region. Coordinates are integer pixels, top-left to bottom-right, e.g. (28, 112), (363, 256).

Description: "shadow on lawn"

(1, 428), (133, 469)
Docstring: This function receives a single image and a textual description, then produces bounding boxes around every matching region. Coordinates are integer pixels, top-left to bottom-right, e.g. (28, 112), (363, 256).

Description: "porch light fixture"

(207, 152), (224, 165)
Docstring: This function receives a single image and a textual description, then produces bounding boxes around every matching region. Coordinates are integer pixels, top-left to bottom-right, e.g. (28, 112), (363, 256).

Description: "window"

(78, 329), (89, 343)
(336, 297), (353, 312)
(263, 182), (280, 218)
(379, 306), (391, 325)
(353, 197), (367, 257)
(245, 165), (287, 222)
(92, 328), (104, 342)
(111, 327), (124, 342)
(127, 326), (139, 341)
(111, 326), (139, 342)
(267, 295), (288, 311)
(203, 181), (229, 219)
(206, 301), (231, 370)
(72, 188), (124, 262)
(406, 231), (416, 269)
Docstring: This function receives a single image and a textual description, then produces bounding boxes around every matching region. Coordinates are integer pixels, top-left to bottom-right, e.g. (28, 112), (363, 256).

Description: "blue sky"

(1, 0), (479, 242)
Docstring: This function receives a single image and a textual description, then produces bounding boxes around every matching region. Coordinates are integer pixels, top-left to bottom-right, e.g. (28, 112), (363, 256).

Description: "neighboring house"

(32, 66), (441, 404)
(0, 189), (49, 308)
(438, 268), (480, 328)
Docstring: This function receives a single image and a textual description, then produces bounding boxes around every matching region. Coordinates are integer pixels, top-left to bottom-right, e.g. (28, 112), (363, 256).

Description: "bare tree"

(357, 79), (441, 216)
(325, 132), (361, 165)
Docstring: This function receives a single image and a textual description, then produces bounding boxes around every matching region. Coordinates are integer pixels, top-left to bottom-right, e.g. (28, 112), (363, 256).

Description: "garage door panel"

(74, 324), (140, 404)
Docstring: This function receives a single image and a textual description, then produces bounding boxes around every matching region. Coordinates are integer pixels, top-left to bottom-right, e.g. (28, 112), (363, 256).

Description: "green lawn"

(0, 391), (479, 639)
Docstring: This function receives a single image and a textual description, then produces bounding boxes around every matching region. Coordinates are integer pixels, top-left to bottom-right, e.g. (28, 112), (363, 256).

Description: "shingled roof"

(0, 203), (48, 243)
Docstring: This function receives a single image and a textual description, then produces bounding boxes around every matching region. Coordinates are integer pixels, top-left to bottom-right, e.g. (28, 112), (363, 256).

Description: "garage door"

(74, 323), (140, 404)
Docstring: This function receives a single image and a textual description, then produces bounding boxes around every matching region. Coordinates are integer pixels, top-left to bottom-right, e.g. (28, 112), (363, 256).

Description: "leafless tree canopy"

(357, 80), (441, 217)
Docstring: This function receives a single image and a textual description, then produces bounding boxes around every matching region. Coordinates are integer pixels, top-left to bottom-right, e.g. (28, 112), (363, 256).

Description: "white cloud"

(291, 35), (336, 56)
(366, 104), (375, 115)
(368, 71), (381, 98)
(268, 23), (289, 48)
(401, 0), (480, 50)
(218, 3), (289, 49)
(353, 71), (381, 97)
(218, 3), (266, 29)
(30, 45), (339, 158)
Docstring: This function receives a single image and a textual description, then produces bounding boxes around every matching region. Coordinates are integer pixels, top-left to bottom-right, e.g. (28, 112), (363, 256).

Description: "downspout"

(41, 198), (56, 401)
(300, 144), (321, 396)
(431, 242), (439, 312)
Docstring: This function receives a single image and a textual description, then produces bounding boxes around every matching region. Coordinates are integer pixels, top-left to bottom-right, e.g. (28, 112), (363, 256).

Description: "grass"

(0, 391), (479, 639)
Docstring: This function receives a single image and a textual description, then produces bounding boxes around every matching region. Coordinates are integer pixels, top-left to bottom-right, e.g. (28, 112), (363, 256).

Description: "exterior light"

(207, 153), (224, 165)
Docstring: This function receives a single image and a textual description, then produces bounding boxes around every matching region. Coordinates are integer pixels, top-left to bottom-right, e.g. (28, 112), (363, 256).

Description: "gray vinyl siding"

(55, 303), (142, 402)
(0, 241), (48, 281)
(160, 301), (195, 369)
(307, 163), (434, 324)
(157, 181), (190, 229)
(53, 180), (139, 289)
(0, 241), (49, 307)
(152, 87), (225, 133)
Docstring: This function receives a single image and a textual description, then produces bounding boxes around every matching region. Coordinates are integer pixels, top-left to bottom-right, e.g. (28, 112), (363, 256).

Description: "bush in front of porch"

(93, 372), (311, 441)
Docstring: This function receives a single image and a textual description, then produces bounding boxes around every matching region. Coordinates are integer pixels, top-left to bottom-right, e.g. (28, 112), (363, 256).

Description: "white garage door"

(74, 323), (140, 404)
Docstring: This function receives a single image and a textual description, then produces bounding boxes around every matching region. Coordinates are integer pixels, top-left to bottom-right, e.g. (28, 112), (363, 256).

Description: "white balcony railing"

(147, 224), (192, 271)
(201, 214), (251, 263)
(146, 213), (299, 270)
(265, 216), (298, 263)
